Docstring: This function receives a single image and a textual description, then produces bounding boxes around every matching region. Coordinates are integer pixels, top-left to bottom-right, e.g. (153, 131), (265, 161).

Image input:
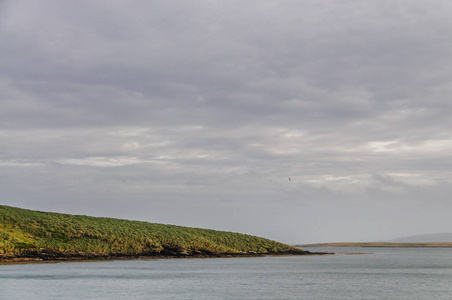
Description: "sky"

(1, 0), (452, 244)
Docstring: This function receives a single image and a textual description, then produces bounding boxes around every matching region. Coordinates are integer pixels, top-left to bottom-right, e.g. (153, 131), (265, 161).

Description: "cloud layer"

(1, 0), (452, 243)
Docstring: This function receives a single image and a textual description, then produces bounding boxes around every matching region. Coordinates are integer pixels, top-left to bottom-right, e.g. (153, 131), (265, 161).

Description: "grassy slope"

(0, 205), (303, 259)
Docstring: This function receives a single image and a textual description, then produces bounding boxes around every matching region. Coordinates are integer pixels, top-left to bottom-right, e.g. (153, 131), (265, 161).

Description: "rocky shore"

(0, 248), (332, 264)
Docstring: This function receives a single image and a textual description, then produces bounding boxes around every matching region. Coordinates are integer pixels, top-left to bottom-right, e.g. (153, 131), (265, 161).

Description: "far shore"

(298, 242), (452, 248)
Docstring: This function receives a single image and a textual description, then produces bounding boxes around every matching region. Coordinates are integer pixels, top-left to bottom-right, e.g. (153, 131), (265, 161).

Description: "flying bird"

(288, 177), (291, 181)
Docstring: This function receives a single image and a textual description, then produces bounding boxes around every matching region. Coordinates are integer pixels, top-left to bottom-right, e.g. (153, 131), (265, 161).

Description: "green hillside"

(0, 205), (305, 261)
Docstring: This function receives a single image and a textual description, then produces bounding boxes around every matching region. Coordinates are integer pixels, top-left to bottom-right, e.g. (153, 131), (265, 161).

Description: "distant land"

(299, 233), (452, 248)
(0, 205), (325, 263)
(387, 233), (452, 243)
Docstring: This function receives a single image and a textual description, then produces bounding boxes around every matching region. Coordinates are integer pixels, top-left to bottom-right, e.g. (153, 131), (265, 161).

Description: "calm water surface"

(1, 247), (452, 299)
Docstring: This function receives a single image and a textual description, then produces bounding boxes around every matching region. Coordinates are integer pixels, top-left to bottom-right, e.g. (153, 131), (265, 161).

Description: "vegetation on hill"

(0, 205), (305, 261)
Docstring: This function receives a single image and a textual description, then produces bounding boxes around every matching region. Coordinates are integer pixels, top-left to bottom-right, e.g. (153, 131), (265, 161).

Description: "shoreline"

(0, 250), (332, 265)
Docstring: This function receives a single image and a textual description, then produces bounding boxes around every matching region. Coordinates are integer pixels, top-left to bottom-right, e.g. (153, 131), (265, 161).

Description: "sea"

(1, 247), (452, 299)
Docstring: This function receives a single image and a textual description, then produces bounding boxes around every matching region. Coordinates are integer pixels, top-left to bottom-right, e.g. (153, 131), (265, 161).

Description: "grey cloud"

(1, 0), (452, 243)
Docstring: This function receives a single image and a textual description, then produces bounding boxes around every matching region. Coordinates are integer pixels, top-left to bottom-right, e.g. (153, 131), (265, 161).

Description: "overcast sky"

(1, 0), (452, 244)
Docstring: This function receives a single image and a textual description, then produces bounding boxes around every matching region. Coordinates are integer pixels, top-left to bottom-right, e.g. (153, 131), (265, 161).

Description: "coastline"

(0, 249), (333, 265)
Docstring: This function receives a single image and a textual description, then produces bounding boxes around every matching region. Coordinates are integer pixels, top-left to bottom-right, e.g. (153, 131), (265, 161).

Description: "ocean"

(1, 247), (452, 299)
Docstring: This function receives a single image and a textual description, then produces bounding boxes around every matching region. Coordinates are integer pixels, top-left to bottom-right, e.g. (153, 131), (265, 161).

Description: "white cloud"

(120, 142), (140, 152)
(56, 157), (152, 167)
(0, 160), (45, 167)
(369, 141), (400, 152)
